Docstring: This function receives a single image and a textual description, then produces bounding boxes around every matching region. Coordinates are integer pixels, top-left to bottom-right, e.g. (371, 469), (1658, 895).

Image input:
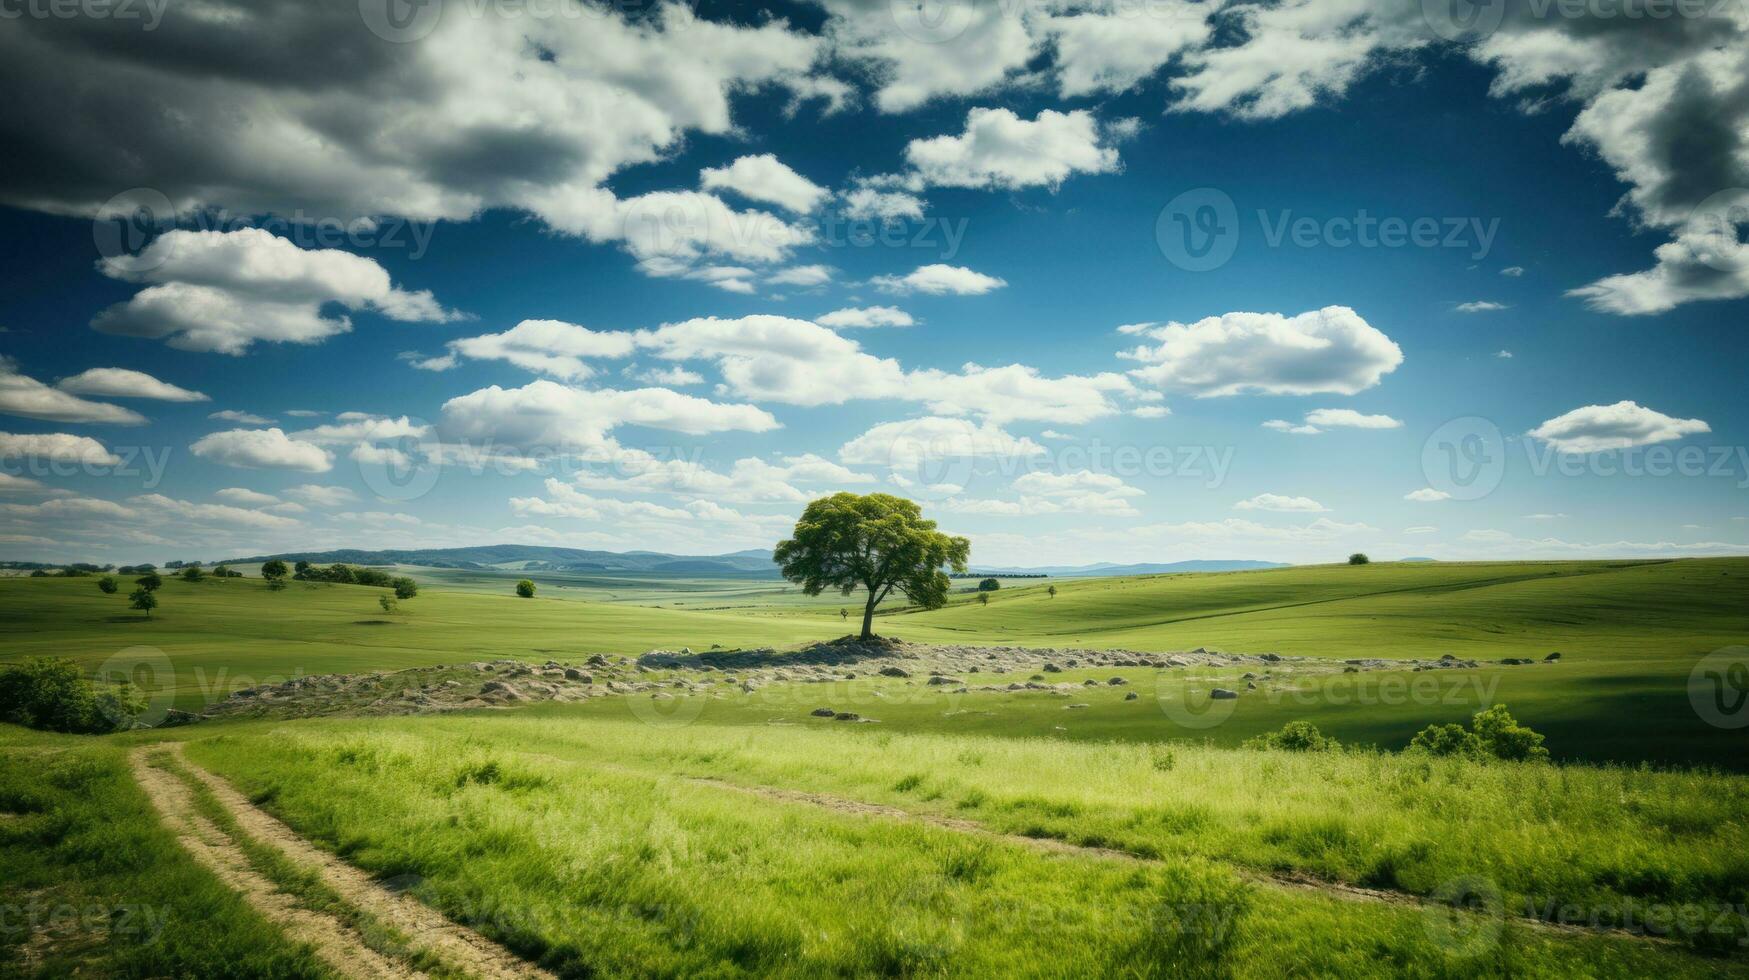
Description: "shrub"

(1408, 722), (1483, 757)
(392, 577), (418, 600)
(97, 575), (119, 595)
(261, 558), (289, 582)
(181, 565), (205, 582)
(1243, 721), (1337, 752)
(0, 657), (142, 733)
(1348, 553), (1370, 565)
(1471, 704), (1549, 761)
(378, 595), (397, 614)
(516, 579), (536, 598)
(135, 571), (163, 591)
(977, 578), (1000, 592)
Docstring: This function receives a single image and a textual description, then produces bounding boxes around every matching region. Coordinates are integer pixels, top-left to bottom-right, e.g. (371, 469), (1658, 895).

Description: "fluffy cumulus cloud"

(1528, 401), (1711, 454)
(902, 108), (1126, 191)
(839, 417), (1044, 468)
(439, 379), (780, 454)
(213, 487), (280, 507)
(1122, 307), (1403, 397)
(699, 154), (827, 214)
(1405, 488), (1451, 502)
(0, 431), (121, 466)
(189, 428), (334, 472)
(56, 368), (208, 402)
(1234, 493), (1328, 513)
(0, 2), (827, 246)
(566, 449), (871, 504)
(871, 264), (1007, 296)
(0, 357), (144, 425)
(284, 484), (357, 508)
(815, 306), (915, 329)
(440, 320), (637, 381)
(92, 229), (463, 354)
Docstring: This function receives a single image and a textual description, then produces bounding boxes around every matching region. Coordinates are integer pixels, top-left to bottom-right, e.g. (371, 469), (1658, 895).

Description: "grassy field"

(4, 557), (1749, 976)
(4, 558), (1746, 767)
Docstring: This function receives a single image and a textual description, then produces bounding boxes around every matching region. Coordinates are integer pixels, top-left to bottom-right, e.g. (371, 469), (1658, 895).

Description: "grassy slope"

(7, 559), (1745, 766)
(0, 727), (327, 978)
(183, 720), (1749, 977)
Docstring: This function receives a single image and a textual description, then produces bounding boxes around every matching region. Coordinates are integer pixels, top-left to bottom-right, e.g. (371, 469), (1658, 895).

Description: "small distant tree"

(135, 572), (163, 592)
(212, 564), (240, 578)
(1244, 721), (1337, 752)
(1348, 553), (1371, 565)
(379, 595), (398, 614)
(1408, 723), (1482, 757)
(62, 566), (90, 578)
(1047, 584), (1058, 599)
(0, 657), (141, 734)
(977, 578), (1000, 592)
(516, 579), (537, 598)
(129, 588), (158, 619)
(97, 576), (119, 595)
(774, 493), (970, 641)
(1471, 704), (1549, 762)
(977, 592), (989, 606)
(392, 577), (418, 600)
(839, 607), (849, 622)
(267, 578), (287, 591)
(293, 560), (313, 580)
(261, 558), (289, 583)
(181, 565), (205, 582)
(326, 563), (356, 584)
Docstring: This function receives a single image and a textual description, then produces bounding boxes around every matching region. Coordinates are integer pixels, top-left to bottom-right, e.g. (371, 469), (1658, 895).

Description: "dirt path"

(135, 744), (557, 980)
(128, 747), (423, 979)
(683, 775), (1668, 944)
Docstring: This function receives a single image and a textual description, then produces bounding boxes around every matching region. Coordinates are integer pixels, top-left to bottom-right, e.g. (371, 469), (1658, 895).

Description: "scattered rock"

(879, 666), (910, 678)
(1544, 652), (1562, 662)
(1107, 676), (1128, 686)
(1209, 688), (1239, 700)
(1123, 691), (1139, 701)
(810, 707), (836, 717)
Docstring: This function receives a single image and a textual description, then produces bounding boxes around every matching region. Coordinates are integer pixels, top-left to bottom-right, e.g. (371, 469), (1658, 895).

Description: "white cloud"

(1042, 4), (1211, 97)
(1528, 401), (1711, 454)
(1404, 526), (1438, 534)
(284, 484), (356, 508)
(443, 319), (637, 380)
(841, 187), (925, 221)
(699, 154), (827, 213)
(567, 448), (870, 504)
(1405, 488), (1452, 502)
(0, 473), (48, 493)
(92, 229), (463, 354)
(628, 366), (705, 386)
(1304, 408), (1402, 429)
(0, 357), (144, 425)
(56, 368), (208, 402)
(871, 264), (1007, 296)
(190, 428), (333, 472)
(1524, 513), (1568, 521)
(1234, 493), (1328, 513)
(288, 415), (431, 446)
(765, 264), (834, 288)
(815, 306), (915, 329)
(1122, 307), (1403, 397)
(1132, 405), (1170, 419)
(209, 409), (276, 425)
(1501, 267), (1525, 277)
(1495, 350), (1514, 359)
(0, 431), (121, 466)
(1455, 301), (1508, 313)
(903, 108), (1123, 191)
(840, 417), (1045, 469)
(439, 379), (780, 453)
(213, 488), (279, 508)
(1263, 419), (1321, 436)
(131, 493), (299, 530)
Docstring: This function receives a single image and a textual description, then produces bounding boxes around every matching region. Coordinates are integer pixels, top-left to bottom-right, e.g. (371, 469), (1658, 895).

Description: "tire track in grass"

(160, 743), (558, 980)
(128, 746), (422, 980)
(680, 774), (1679, 946)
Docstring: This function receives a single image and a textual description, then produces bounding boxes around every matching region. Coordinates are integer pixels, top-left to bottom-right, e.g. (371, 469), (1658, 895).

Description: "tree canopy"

(774, 493), (969, 640)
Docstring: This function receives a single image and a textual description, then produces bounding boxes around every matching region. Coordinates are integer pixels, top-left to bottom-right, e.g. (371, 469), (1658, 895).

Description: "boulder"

(810, 707), (836, 717)
(564, 668), (593, 682)
(1107, 676), (1128, 686)
(878, 666), (911, 678)
(1209, 688), (1239, 700)
(1124, 691), (1139, 701)
(1544, 652), (1562, 662)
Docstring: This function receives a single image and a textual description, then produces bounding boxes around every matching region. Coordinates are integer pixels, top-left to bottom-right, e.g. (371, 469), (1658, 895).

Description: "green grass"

(6, 558), (1748, 767)
(177, 717), (1749, 977)
(0, 727), (327, 978)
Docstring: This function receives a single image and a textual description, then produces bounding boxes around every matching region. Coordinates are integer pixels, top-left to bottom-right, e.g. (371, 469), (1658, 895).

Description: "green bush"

(515, 579), (536, 598)
(1410, 705), (1548, 762)
(0, 657), (142, 734)
(1407, 722), (1482, 757)
(1243, 721), (1337, 752)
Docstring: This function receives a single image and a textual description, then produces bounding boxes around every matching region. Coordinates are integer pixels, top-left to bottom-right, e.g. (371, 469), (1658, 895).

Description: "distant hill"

(973, 559), (1289, 577)
(222, 545), (781, 576)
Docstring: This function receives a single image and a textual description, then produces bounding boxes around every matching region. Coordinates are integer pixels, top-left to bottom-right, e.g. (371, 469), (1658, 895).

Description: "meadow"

(3, 558), (1748, 976)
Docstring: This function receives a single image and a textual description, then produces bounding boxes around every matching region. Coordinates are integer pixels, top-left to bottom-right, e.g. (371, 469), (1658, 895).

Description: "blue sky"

(0, 0), (1745, 566)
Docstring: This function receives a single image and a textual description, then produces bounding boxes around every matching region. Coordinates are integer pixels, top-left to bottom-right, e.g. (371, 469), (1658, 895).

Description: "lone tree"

(129, 587), (158, 619)
(977, 592), (989, 606)
(135, 571), (163, 592)
(977, 578), (1000, 592)
(1047, 584), (1058, 599)
(392, 577), (418, 600)
(516, 579), (537, 598)
(774, 493), (969, 641)
(261, 558), (289, 582)
(97, 576), (119, 595)
(1348, 553), (1371, 565)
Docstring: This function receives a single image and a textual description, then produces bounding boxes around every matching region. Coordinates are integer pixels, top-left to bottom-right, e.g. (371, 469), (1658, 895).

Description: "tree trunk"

(860, 591), (878, 640)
